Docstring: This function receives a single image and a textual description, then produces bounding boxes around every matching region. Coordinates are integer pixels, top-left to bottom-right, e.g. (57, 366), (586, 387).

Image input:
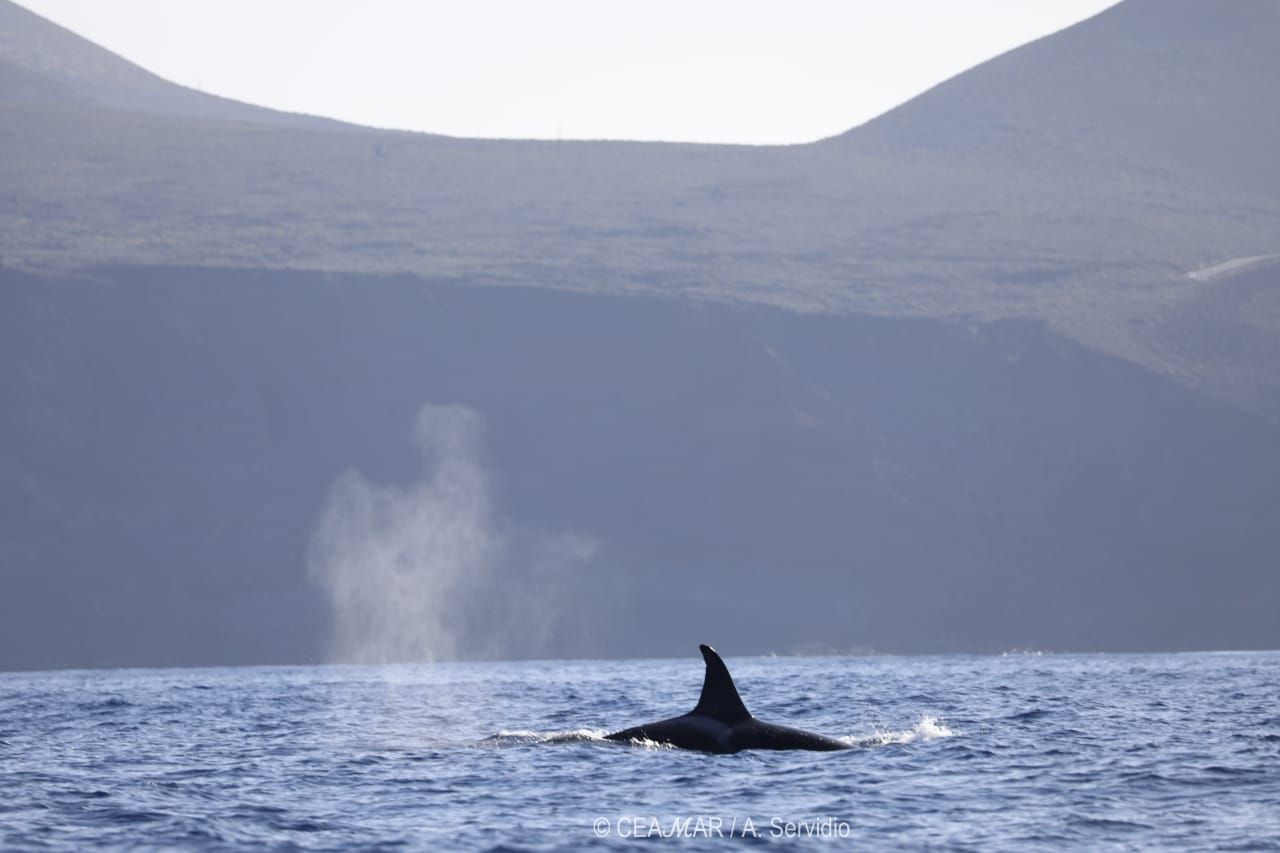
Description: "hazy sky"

(19, 0), (1117, 143)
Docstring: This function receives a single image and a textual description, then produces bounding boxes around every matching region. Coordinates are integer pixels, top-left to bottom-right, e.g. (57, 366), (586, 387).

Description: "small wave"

(852, 715), (956, 747)
(91, 807), (167, 825)
(77, 697), (133, 711)
(1070, 815), (1153, 831)
(1008, 708), (1050, 721)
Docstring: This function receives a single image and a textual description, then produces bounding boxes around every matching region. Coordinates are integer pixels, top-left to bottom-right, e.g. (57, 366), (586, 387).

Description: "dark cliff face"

(2, 266), (1276, 668)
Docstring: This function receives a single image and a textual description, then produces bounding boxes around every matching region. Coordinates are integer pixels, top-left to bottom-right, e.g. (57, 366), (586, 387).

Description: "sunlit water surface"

(2, 651), (1277, 849)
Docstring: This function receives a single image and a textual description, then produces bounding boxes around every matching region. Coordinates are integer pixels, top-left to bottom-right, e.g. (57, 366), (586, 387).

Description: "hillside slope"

(2, 0), (1277, 412)
(0, 0), (346, 127)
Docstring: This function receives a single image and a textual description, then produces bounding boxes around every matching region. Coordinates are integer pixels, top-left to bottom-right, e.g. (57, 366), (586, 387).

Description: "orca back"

(604, 644), (852, 753)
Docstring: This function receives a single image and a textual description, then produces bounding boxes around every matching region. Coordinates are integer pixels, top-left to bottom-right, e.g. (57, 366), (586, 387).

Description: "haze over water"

(2, 651), (1277, 848)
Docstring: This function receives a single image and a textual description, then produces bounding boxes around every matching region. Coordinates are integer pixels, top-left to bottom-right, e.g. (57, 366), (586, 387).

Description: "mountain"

(842, 0), (1280, 193)
(824, 0), (1280, 410)
(0, 0), (344, 126)
(2, 1), (1277, 411)
(1, 0), (1277, 669)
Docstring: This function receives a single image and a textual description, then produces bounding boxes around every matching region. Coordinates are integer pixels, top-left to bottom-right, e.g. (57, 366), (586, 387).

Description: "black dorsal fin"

(691, 644), (751, 721)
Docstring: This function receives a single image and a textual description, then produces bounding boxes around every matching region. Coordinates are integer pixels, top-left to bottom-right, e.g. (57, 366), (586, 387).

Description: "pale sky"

(17, 0), (1118, 144)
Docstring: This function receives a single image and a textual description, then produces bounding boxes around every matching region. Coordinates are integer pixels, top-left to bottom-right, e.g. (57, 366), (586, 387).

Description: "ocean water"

(1, 651), (1277, 850)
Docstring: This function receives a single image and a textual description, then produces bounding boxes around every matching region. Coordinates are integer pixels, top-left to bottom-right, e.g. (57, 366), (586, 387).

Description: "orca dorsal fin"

(691, 644), (751, 722)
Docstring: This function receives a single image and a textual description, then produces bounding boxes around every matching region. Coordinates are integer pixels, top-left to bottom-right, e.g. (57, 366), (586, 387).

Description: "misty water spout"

(308, 404), (596, 664)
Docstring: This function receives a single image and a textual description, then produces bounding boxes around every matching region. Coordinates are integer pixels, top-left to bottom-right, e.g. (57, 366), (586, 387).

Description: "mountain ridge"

(834, 0), (1280, 199)
(0, 0), (353, 128)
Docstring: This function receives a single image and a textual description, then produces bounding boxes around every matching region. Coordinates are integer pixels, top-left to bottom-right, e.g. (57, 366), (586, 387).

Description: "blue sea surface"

(1, 651), (1277, 849)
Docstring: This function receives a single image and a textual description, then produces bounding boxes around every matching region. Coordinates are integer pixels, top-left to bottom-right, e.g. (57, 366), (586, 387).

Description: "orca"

(605, 644), (851, 753)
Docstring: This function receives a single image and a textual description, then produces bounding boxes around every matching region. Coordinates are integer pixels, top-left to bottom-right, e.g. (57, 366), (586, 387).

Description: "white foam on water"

(627, 736), (678, 750)
(849, 714), (956, 747)
(485, 728), (609, 746)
